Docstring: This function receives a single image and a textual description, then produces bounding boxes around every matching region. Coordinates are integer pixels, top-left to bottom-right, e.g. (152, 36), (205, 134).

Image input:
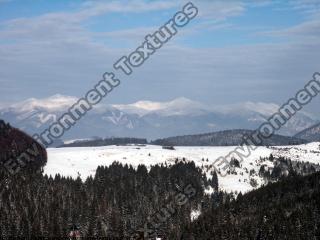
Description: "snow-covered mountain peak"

(114, 97), (207, 116)
(7, 94), (78, 113)
(242, 101), (280, 116)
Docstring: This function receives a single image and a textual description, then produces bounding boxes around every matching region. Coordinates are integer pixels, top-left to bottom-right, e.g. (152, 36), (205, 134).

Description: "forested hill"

(152, 129), (307, 146)
(184, 171), (320, 239)
(295, 122), (320, 142)
(0, 119), (47, 173)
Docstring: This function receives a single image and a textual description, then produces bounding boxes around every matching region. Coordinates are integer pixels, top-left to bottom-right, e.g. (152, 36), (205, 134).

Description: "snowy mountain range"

(0, 94), (317, 140)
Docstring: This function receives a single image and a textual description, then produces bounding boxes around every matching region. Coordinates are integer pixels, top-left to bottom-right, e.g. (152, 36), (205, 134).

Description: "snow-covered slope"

(45, 142), (320, 194)
(271, 142), (320, 164)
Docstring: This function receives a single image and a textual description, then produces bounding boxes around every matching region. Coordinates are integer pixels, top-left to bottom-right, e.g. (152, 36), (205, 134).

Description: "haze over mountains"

(0, 94), (317, 140)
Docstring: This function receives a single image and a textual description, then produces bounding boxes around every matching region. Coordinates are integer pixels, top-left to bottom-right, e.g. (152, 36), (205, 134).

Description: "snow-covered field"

(45, 143), (320, 193)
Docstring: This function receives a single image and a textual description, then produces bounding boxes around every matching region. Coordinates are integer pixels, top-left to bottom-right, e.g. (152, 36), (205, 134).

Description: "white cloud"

(95, 26), (158, 43)
(0, 0), (246, 43)
(192, 0), (245, 20)
(0, 0), (180, 44)
(261, 18), (320, 42)
(289, 0), (320, 13)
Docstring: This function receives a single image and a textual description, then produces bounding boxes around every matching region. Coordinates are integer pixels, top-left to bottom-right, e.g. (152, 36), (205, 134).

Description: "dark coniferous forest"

(0, 161), (216, 239)
(185, 171), (320, 240)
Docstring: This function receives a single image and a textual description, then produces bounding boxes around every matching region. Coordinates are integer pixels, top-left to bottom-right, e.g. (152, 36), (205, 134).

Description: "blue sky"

(1, 0), (320, 115)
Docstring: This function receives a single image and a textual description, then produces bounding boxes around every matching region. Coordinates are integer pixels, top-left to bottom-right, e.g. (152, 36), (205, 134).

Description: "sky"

(1, 0), (320, 116)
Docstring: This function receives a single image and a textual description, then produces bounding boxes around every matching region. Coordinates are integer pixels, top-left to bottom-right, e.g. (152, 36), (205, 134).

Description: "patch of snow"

(191, 209), (201, 222)
(204, 186), (215, 195)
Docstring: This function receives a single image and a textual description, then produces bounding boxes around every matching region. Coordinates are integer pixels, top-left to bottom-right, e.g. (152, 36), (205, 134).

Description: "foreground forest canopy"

(0, 159), (319, 239)
(0, 162), (217, 239)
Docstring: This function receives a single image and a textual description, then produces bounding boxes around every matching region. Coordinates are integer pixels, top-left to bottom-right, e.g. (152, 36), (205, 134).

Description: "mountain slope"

(295, 122), (320, 142)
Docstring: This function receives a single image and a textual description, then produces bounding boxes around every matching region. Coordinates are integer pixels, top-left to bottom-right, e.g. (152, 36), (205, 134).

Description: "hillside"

(0, 119), (47, 174)
(295, 122), (320, 142)
(152, 129), (307, 146)
(185, 171), (320, 239)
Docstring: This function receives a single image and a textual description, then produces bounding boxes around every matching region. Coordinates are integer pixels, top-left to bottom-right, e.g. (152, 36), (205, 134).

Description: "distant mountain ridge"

(151, 129), (307, 146)
(0, 95), (317, 140)
(294, 122), (320, 142)
(58, 129), (307, 147)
